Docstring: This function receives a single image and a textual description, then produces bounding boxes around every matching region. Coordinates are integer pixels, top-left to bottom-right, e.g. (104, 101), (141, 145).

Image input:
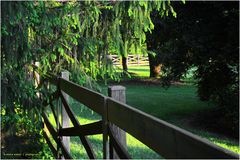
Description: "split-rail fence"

(34, 67), (239, 159)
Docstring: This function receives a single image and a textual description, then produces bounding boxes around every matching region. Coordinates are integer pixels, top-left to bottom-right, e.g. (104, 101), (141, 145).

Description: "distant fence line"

(107, 54), (149, 66)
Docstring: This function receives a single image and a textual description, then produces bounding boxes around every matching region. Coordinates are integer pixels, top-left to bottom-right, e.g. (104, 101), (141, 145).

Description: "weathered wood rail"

(35, 68), (239, 159)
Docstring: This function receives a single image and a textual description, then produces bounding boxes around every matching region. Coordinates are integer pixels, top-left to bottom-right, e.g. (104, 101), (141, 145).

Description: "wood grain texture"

(108, 86), (127, 159)
(108, 126), (131, 159)
(107, 99), (239, 159)
(61, 71), (70, 154)
(59, 121), (103, 136)
(59, 78), (105, 115)
(102, 97), (109, 159)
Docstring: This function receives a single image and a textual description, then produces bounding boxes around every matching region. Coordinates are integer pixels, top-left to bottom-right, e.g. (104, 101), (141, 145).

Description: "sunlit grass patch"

(115, 65), (150, 78)
(127, 134), (161, 159)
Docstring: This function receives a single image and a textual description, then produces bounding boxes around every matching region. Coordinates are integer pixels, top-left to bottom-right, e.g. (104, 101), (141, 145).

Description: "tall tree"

(146, 1), (239, 134)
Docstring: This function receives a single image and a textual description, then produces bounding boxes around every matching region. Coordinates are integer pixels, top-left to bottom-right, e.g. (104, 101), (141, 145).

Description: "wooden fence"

(109, 54), (149, 66)
(35, 68), (239, 159)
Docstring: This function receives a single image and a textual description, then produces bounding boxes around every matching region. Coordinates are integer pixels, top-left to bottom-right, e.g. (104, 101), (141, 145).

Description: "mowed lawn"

(115, 65), (150, 78)
(46, 66), (239, 159)
(125, 84), (212, 120)
(117, 65), (197, 83)
(127, 65), (150, 77)
(122, 84), (239, 154)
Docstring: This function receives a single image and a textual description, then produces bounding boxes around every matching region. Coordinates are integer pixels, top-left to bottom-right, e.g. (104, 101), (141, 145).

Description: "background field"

(116, 65), (197, 83)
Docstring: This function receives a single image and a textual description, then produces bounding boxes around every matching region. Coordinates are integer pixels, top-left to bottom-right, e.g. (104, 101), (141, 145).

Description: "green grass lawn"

(127, 65), (150, 77)
(116, 65), (196, 83)
(124, 84), (211, 120)
(115, 65), (150, 78)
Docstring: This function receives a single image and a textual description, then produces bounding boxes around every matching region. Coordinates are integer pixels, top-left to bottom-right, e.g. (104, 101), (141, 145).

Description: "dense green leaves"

(146, 1), (239, 134)
(1, 1), (175, 129)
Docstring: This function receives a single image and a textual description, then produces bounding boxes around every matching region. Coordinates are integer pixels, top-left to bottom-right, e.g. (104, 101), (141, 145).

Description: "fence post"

(137, 54), (140, 65)
(103, 97), (109, 159)
(34, 62), (41, 98)
(108, 85), (127, 159)
(61, 71), (70, 153)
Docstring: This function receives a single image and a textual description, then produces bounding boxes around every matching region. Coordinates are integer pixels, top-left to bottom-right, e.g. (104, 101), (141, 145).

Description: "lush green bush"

(1, 104), (53, 159)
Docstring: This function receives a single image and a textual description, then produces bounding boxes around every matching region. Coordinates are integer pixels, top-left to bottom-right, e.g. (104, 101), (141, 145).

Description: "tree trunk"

(147, 46), (161, 78)
(122, 55), (128, 73)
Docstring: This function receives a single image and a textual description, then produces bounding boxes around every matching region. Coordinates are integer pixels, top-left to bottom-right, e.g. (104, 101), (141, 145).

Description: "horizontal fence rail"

(107, 99), (238, 159)
(109, 54), (149, 66)
(34, 67), (239, 159)
(59, 78), (105, 115)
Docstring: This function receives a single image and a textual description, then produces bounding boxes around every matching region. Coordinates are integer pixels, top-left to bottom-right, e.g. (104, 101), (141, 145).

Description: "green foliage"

(34, 143), (54, 159)
(1, 104), (51, 158)
(1, 1), (176, 112)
